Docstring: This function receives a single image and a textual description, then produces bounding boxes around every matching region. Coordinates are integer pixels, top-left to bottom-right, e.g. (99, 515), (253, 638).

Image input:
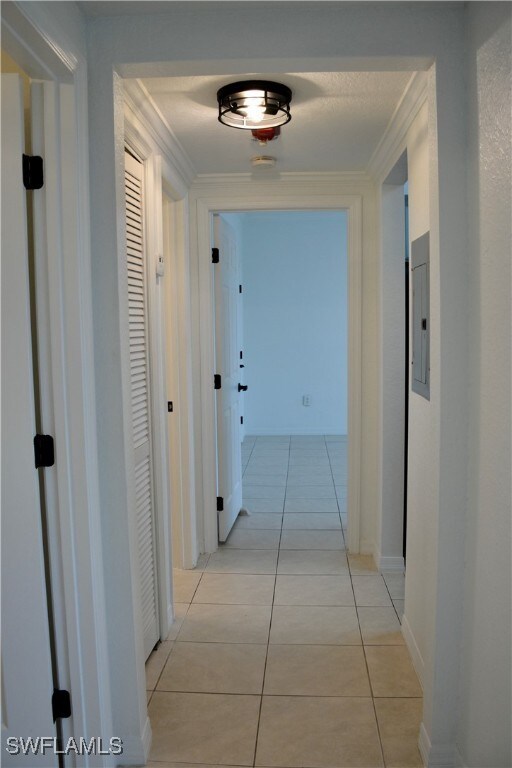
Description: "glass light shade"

(217, 80), (292, 130)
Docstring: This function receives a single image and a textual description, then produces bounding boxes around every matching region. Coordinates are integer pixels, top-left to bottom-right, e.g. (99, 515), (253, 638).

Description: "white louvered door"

(125, 150), (160, 660)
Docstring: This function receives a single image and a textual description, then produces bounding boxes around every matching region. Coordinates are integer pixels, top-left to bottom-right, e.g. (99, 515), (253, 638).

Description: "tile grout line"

(324, 433), (346, 547)
(241, 436), (257, 479)
(151, 687), (421, 699)
(149, 556), (213, 702)
(250, 435), (289, 768)
(340, 509), (389, 764)
(326, 437), (348, 533)
(381, 571), (405, 625)
(349, 557), (388, 767)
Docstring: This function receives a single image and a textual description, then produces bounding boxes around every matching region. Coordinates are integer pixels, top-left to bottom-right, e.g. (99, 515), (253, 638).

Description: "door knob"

(238, 384), (248, 392)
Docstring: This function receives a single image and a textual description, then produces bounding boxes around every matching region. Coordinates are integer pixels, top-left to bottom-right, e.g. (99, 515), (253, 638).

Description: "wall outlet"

(302, 395), (312, 407)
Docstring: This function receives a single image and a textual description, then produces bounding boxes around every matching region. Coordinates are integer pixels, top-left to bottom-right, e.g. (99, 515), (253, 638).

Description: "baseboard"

(118, 715), (152, 766)
(419, 724), (466, 768)
(378, 554), (405, 571)
(245, 428), (347, 436)
(162, 601), (173, 637)
(141, 715), (152, 762)
(359, 538), (376, 556)
(401, 614), (425, 685)
(419, 724), (431, 767)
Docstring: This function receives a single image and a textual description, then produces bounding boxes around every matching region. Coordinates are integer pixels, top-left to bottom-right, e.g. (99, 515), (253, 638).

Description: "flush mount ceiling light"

(217, 80), (292, 130)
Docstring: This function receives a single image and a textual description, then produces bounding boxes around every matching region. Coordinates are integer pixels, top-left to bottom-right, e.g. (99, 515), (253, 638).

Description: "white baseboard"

(401, 614), (425, 685)
(161, 601), (173, 638)
(419, 723), (431, 767)
(117, 715), (152, 766)
(245, 428), (347, 436)
(359, 538), (375, 556)
(419, 724), (466, 768)
(378, 554), (405, 571)
(141, 715), (152, 762)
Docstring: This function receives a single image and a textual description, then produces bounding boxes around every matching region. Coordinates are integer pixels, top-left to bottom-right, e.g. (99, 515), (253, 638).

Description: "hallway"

(146, 436), (422, 768)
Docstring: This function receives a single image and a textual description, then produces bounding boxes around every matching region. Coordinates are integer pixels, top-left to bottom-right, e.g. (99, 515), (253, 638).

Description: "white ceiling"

(139, 70), (412, 175)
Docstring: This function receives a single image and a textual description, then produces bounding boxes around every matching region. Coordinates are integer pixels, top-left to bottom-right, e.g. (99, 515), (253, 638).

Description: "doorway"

(403, 186), (410, 563)
(1, 46), (106, 759)
(379, 149), (410, 573)
(191, 192), (363, 560)
(217, 209), (349, 543)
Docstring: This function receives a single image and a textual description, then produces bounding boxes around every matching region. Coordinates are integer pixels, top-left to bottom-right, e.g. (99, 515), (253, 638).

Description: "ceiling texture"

(139, 70), (413, 175)
(78, 2), (414, 175)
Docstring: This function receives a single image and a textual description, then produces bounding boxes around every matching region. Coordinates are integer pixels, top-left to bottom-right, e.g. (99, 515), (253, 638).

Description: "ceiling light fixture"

(217, 80), (292, 130)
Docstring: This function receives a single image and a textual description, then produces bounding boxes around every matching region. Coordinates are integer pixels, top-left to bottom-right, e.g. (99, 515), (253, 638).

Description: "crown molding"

(366, 70), (428, 183)
(124, 73), (427, 193)
(123, 78), (196, 188)
(191, 170), (374, 195)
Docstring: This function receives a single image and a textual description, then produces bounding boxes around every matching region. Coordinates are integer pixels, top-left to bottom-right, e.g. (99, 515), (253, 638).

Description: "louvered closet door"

(125, 150), (160, 660)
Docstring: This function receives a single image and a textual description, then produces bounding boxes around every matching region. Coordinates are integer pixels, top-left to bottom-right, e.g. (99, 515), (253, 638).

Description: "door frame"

(123, 78), (198, 573)
(190, 189), (363, 555)
(123, 124), (175, 641)
(1, 71), (57, 761)
(1, 1), (113, 759)
(161, 192), (199, 570)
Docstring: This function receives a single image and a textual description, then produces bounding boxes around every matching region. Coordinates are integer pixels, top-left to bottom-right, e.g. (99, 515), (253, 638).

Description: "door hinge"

(34, 434), (55, 468)
(52, 689), (71, 722)
(239, 284), (242, 293)
(240, 416), (244, 425)
(240, 350), (243, 360)
(23, 154), (44, 190)
(212, 247), (219, 264)
(167, 401), (174, 412)
(217, 496), (224, 512)
(214, 374), (222, 390)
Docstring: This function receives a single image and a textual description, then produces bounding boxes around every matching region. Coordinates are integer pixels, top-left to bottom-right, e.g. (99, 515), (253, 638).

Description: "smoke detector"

(251, 155), (276, 168)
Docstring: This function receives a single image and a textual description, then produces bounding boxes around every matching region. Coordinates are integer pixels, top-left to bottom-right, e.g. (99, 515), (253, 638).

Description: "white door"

(1, 73), (57, 763)
(238, 257), (245, 443)
(214, 215), (243, 541)
(124, 151), (160, 659)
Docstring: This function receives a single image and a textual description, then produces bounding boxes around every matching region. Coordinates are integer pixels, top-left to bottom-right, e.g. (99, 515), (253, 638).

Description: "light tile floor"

(147, 435), (422, 768)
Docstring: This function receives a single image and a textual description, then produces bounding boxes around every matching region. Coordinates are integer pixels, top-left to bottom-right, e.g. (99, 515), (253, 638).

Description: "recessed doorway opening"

(217, 209), (349, 542)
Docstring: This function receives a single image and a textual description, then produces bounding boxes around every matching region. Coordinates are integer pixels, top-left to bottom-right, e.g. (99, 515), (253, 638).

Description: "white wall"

(402, 100), (434, 684)
(458, 5), (511, 765)
(393, 10), (512, 764)
(376, 51), (472, 764)
(229, 211), (347, 436)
